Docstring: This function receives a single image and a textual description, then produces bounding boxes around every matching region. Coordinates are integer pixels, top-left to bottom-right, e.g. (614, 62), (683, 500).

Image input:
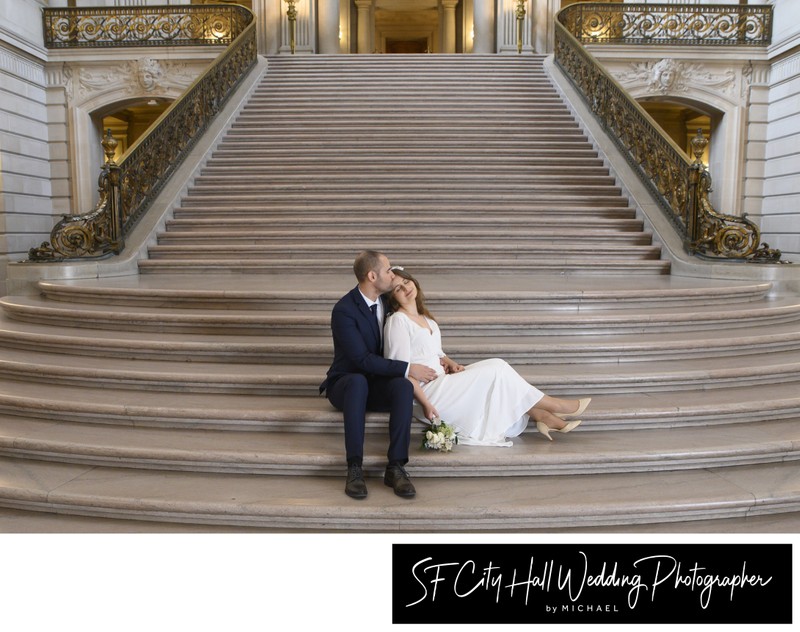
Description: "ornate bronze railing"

(561, 2), (772, 47)
(555, 3), (780, 262)
(30, 5), (257, 261)
(42, 3), (250, 48)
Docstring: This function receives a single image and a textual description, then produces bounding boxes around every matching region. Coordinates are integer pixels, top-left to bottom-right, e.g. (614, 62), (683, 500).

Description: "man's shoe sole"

(385, 480), (416, 498)
(345, 489), (368, 499)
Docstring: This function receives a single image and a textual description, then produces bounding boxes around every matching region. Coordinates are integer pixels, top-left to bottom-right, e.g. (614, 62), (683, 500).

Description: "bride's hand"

(424, 404), (440, 421)
(441, 357), (465, 374)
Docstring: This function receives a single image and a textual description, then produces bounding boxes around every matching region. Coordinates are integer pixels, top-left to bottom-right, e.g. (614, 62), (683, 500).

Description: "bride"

(383, 268), (590, 446)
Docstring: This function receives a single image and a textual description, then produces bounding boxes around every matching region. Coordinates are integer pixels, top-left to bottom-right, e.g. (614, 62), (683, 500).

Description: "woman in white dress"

(383, 269), (590, 446)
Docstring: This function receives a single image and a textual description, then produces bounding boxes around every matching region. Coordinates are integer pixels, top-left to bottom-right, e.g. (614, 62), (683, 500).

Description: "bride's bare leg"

(531, 394), (582, 416)
(529, 407), (568, 430)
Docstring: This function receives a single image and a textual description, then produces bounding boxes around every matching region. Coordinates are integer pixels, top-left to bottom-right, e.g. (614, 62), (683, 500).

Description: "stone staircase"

(1, 55), (800, 531)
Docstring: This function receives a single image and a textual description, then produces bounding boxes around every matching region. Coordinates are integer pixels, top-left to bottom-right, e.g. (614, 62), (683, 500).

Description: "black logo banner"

(392, 543), (791, 624)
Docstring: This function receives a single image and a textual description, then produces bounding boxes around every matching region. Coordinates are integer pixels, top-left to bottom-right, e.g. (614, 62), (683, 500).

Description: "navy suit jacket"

(320, 286), (409, 394)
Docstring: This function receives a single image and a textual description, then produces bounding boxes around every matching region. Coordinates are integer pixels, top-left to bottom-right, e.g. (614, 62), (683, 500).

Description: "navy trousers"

(326, 373), (414, 466)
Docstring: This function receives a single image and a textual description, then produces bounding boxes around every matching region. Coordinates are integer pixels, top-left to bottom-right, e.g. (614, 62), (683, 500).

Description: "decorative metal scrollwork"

(30, 5), (256, 262)
(565, 2), (772, 47)
(43, 5), (250, 48)
(555, 3), (780, 262)
(686, 131), (781, 262)
(30, 130), (122, 261)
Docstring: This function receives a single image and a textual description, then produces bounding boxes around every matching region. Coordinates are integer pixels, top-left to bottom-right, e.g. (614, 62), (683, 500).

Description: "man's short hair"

(353, 250), (384, 282)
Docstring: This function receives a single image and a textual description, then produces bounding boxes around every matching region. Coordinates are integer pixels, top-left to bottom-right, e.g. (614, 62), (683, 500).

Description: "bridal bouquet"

(422, 416), (458, 452)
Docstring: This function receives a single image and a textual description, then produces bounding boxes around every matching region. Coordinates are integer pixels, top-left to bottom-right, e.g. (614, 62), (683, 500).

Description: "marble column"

(318, 0), (340, 54)
(472, 0), (494, 53)
(441, 0), (458, 54)
(355, 0), (372, 54)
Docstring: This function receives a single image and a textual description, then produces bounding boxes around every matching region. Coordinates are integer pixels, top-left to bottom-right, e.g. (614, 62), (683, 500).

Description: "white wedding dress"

(384, 312), (543, 446)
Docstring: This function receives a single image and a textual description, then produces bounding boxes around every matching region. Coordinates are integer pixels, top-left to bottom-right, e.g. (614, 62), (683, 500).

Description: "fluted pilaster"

(355, 0), (373, 54)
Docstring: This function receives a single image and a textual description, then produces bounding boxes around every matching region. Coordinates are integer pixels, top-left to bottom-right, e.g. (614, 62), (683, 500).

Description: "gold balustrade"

(42, 4), (250, 48)
(30, 4), (256, 261)
(555, 3), (780, 262)
(561, 2), (772, 47)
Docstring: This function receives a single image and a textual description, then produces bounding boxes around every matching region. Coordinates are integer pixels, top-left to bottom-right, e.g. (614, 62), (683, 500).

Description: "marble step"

(5, 506), (800, 533)
(0, 346), (799, 396)
(184, 183), (622, 195)
(209, 146), (602, 158)
(262, 52), (546, 62)
(1, 456), (798, 530)
(241, 105), (564, 115)
(32, 275), (772, 310)
(137, 258), (671, 276)
(241, 98), (564, 108)
(255, 77), (553, 87)
(255, 65), (548, 74)
(246, 90), (558, 101)
(220, 131), (589, 142)
(241, 92), (560, 100)
(3, 315), (799, 364)
(191, 173), (617, 185)
(258, 74), (552, 80)
(229, 117), (578, 128)
(156, 230), (654, 246)
(256, 64), (549, 74)
(174, 193), (632, 206)
(13, 294), (797, 334)
(199, 160), (609, 172)
(145, 244), (662, 261)
(251, 77), (553, 87)
(0, 380), (798, 432)
(172, 204), (637, 216)
(165, 216), (643, 230)
(1, 415), (800, 477)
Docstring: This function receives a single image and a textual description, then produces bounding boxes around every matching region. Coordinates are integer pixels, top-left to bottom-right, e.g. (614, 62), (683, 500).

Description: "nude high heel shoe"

(536, 420), (582, 441)
(555, 398), (591, 420)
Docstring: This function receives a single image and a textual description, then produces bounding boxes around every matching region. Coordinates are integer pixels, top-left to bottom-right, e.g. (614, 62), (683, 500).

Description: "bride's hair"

(387, 268), (436, 321)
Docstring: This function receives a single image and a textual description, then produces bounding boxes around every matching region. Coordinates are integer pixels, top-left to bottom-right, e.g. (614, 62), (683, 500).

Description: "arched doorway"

(638, 96), (727, 210)
(99, 99), (173, 163)
(638, 99), (714, 166)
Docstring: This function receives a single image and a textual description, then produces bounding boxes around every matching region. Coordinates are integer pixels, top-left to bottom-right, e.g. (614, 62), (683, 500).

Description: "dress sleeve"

(384, 313), (412, 363)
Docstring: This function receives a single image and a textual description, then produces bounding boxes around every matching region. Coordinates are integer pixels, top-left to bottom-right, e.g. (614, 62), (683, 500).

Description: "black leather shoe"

(345, 464), (368, 499)
(384, 464), (416, 498)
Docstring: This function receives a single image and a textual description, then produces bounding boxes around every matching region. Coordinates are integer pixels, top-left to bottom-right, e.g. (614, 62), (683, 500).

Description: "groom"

(320, 250), (437, 499)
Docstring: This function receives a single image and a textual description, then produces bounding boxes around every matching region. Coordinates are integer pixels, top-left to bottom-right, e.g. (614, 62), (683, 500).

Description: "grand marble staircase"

(1, 55), (799, 531)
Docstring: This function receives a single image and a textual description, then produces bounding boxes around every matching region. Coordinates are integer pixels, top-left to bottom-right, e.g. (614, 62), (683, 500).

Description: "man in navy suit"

(320, 250), (437, 499)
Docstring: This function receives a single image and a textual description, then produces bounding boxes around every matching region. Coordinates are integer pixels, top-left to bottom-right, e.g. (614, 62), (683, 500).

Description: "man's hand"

(409, 363), (438, 384)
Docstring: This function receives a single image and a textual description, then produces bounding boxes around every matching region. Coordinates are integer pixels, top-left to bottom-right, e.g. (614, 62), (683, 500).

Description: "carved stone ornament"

(617, 58), (736, 98)
(78, 58), (196, 100)
(62, 64), (74, 104)
(135, 57), (165, 92)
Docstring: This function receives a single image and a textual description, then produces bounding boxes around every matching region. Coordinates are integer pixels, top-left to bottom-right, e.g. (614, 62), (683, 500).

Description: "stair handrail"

(554, 3), (780, 262)
(29, 4), (257, 262)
